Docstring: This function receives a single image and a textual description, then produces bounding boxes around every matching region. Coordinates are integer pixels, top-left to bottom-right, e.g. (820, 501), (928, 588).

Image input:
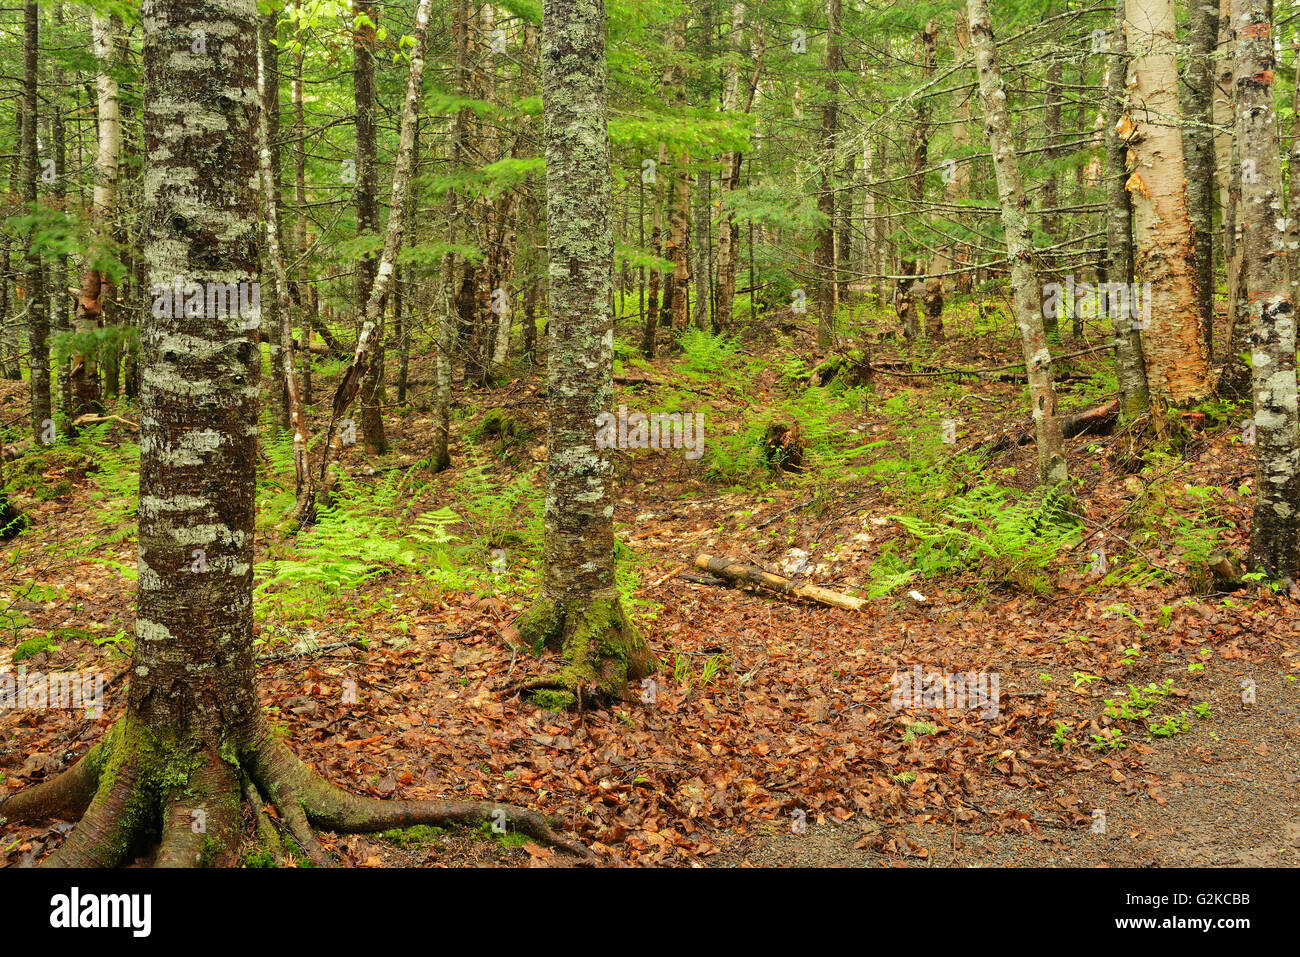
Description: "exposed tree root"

(0, 739), (107, 825)
(241, 774), (290, 866)
(6, 718), (596, 867)
(248, 735), (596, 861)
(44, 754), (143, 867)
(510, 594), (655, 709)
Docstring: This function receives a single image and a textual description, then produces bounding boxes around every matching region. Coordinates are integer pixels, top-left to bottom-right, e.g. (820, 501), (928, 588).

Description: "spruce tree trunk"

(1, 107), (18, 381)
(50, 9), (70, 425)
(641, 141), (667, 356)
(816, 0), (840, 347)
(354, 0), (387, 453)
(432, 0), (471, 471)
(667, 16), (691, 332)
(293, 43), (312, 406)
(1123, 0), (1213, 407)
(895, 20), (936, 339)
(713, 2), (746, 332)
(1181, 0), (1219, 357)
(968, 0), (1069, 488)
(1042, 51), (1062, 340)
(22, 0), (51, 444)
(516, 0), (653, 703)
(1233, 0), (1300, 578)
(1106, 0), (1148, 420)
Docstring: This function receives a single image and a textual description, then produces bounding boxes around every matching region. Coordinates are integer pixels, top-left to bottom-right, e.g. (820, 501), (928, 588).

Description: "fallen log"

(969, 398), (1120, 455)
(1060, 398), (1119, 439)
(73, 413), (140, 432)
(694, 553), (865, 611)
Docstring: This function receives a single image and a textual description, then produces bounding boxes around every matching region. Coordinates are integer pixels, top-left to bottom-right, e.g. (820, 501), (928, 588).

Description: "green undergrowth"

(254, 439), (658, 639)
(869, 483), (1080, 597)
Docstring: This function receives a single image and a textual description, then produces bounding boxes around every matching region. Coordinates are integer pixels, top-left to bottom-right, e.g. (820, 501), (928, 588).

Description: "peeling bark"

(1124, 0), (1213, 407)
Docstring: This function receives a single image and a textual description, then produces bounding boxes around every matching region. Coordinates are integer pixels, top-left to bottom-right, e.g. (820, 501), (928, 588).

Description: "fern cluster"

(871, 484), (1080, 595)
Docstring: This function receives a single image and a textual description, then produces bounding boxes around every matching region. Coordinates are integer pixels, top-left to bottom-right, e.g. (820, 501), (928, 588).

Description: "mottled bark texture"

(666, 16), (691, 332)
(1042, 51), (1062, 340)
(515, 0), (653, 705)
(1233, 1), (1300, 578)
(713, 2), (746, 332)
(816, 0), (840, 347)
(1181, 0), (1219, 356)
(968, 0), (1069, 488)
(0, 0), (588, 868)
(1123, 0), (1213, 407)
(2, 109), (19, 380)
(354, 0), (387, 453)
(432, 0), (471, 471)
(1106, 0), (1148, 420)
(22, 0), (51, 444)
(260, 9), (289, 433)
(641, 140), (668, 356)
(895, 20), (936, 339)
(257, 17), (314, 526)
(322, 0), (433, 498)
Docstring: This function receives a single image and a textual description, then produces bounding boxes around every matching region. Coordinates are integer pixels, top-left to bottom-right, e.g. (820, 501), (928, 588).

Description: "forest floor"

(2, 296), (1298, 867)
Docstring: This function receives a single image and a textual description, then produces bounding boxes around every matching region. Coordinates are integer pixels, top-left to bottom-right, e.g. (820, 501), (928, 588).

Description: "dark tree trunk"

(354, 0), (387, 453)
(816, 0), (840, 347)
(1105, 0), (1148, 420)
(22, 0), (51, 444)
(1181, 0), (1218, 358)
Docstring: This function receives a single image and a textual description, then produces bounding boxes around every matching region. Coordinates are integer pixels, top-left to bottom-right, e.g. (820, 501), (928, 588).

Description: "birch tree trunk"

(1123, 0), (1213, 407)
(968, 0), (1069, 488)
(1233, 0), (1300, 577)
(515, 0), (653, 702)
(257, 18), (314, 525)
(1213, 0), (1235, 211)
(260, 9), (289, 432)
(321, 0), (433, 492)
(50, 6), (71, 423)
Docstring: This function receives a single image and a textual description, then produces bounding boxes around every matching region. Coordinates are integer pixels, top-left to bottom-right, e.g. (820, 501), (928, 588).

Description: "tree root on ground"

(0, 718), (596, 866)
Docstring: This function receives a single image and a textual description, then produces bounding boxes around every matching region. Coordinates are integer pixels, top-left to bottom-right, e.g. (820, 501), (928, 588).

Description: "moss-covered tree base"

(514, 595), (655, 706)
(0, 717), (593, 867)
